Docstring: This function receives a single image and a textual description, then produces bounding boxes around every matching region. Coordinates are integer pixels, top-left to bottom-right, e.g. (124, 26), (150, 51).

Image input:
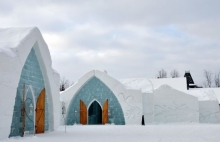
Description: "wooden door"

(102, 99), (108, 124)
(80, 100), (87, 124)
(35, 88), (45, 134)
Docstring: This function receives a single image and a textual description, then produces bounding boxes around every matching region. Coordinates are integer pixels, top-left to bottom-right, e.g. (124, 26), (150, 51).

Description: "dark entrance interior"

(88, 101), (102, 124)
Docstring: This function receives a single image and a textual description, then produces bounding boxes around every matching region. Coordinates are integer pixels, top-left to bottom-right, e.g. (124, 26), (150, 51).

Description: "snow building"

(1, 27), (220, 140)
(120, 78), (200, 123)
(0, 27), (60, 140)
(61, 70), (220, 125)
(61, 70), (143, 125)
(186, 89), (220, 123)
(121, 78), (220, 124)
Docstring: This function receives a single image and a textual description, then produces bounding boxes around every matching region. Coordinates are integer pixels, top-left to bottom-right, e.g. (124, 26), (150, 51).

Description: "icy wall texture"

(9, 48), (49, 137)
(153, 85), (199, 123)
(199, 101), (220, 123)
(67, 77), (125, 125)
(143, 93), (154, 124)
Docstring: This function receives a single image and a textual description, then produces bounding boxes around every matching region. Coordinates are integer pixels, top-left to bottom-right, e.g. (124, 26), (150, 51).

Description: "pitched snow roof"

(119, 78), (153, 93)
(119, 77), (187, 93)
(0, 27), (37, 58)
(186, 89), (219, 101)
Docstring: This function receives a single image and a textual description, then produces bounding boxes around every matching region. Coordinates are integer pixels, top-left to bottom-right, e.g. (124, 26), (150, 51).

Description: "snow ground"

(2, 125), (220, 142)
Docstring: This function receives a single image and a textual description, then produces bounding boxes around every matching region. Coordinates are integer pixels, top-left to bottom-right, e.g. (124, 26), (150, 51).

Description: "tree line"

(156, 69), (179, 78)
(156, 69), (220, 88)
(203, 70), (220, 88)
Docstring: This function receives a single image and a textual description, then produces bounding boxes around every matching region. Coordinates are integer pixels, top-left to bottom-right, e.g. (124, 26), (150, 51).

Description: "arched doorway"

(9, 48), (49, 137)
(67, 77), (125, 125)
(88, 101), (102, 125)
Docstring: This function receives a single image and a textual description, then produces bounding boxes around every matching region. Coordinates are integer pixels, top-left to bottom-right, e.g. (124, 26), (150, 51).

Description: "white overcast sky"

(1, 0), (220, 86)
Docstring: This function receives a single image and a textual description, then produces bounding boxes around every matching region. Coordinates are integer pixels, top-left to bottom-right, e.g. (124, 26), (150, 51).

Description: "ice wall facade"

(9, 48), (49, 137)
(144, 85), (199, 123)
(67, 77), (125, 125)
(199, 101), (220, 123)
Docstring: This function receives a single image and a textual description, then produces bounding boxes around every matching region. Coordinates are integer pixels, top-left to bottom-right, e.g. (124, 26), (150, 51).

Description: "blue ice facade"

(67, 77), (125, 125)
(9, 48), (49, 137)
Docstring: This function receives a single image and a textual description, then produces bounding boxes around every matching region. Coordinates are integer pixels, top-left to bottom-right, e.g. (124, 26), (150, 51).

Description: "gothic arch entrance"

(79, 99), (109, 125)
(68, 76), (125, 125)
(88, 101), (102, 125)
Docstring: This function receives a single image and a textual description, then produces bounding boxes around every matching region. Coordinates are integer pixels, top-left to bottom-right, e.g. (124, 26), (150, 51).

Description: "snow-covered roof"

(0, 27), (55, 87)
(185, 89), (218, 101)
(0, 27), (37, 58)
(119, 78), (153, 93)
(0, 27), (42, 58)
(119, 77), (187, 93)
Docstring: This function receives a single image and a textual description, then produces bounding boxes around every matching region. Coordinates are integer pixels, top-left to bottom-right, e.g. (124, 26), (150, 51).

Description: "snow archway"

(66, 76), (125, 125)
(0, 27), (60, 140)
(61, 70), (143, 125)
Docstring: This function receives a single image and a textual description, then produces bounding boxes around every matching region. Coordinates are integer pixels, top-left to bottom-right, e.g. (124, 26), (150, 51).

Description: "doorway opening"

(88, 101), (102, 125)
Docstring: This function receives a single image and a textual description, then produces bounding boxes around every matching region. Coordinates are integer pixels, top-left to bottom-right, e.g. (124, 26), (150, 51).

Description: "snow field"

(2, 125), (220, 142)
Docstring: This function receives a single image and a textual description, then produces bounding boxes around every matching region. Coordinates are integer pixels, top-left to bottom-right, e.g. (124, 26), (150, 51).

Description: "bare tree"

(170, 69), (180, 78)
(157, 69), (167, 78)
(60, 77), (73, 91)
(203, 70), (212, 88)
(214, 72), (220, 87)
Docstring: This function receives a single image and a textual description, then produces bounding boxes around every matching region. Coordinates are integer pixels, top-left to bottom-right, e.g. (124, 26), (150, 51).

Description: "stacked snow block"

(9, 48), (49, 137)
(67, 77), (125, 125)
